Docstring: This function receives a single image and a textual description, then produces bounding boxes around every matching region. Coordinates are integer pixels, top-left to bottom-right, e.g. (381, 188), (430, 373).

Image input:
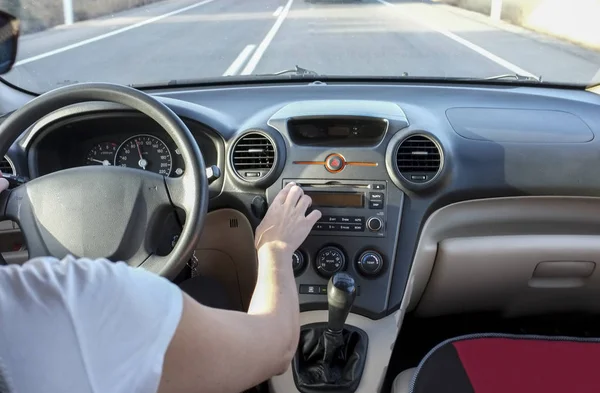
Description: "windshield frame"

(0, 74), (588, 98)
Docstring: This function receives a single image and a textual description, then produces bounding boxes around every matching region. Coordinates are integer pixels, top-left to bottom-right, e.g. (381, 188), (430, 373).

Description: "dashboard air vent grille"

(396, 135), (441, 183)
(231, 132), (275, 180)
(0, 156), (15, 176)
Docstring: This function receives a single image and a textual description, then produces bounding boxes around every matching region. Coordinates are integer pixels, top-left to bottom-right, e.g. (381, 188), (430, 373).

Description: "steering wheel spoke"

(0, 184), (52, 258)
(164, 173), (205, 211)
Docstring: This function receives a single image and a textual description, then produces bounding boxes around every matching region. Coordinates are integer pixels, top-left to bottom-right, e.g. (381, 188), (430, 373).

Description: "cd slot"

(304, 183), (369, 189)
(284, 181), (370, 189)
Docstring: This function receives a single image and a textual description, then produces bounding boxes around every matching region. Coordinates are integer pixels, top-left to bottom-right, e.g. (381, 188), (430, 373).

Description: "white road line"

(223, 44), (257, 76)
(15, 0), (217, 66)
(273, 6), (284, 17)
(375, 0), (536, 77)
(241, 0), (294, 75)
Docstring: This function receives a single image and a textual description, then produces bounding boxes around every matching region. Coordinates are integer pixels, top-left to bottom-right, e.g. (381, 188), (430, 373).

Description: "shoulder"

(0, 255), (172, 303)
(0, 256), (184, 393)
(0, 255), (182, 316)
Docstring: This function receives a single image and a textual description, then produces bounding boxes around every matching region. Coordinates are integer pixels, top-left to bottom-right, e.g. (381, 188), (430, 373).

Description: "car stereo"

(283, 179), (386, 238)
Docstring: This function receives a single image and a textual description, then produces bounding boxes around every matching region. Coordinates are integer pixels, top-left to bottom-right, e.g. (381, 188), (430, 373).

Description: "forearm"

(248, 246), (300, 363)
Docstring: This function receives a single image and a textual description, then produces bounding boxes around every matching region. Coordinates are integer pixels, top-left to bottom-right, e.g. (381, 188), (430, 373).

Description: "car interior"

(3, 8), (600, 393)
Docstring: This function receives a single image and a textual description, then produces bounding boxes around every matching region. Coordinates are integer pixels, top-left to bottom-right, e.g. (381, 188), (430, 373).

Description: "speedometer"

(114, 135), (172, 176)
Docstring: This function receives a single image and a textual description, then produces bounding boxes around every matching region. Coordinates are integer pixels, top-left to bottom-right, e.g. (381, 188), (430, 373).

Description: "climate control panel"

(310, 245), (384, 279)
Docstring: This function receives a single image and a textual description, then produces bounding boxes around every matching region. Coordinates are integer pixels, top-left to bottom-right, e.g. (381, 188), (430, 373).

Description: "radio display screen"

(305, 191), (364, 208)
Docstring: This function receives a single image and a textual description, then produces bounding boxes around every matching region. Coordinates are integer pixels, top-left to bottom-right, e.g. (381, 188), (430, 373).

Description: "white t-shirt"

(0, 255), (183, 393)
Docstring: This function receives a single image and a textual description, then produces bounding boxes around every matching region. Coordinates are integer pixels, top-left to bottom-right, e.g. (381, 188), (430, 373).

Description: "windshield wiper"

(256, 65), (320, 77)
(485, 73), (542, 82)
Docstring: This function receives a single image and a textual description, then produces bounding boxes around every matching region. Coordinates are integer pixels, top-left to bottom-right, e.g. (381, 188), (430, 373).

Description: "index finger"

(273, 182), (296, 205)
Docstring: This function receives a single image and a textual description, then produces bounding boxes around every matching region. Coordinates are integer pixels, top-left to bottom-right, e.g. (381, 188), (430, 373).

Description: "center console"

(286, 179), (387, 277)
(264, 101), (408, 319)
(281, 176), (403, 317)
(264, 100), (409, 392)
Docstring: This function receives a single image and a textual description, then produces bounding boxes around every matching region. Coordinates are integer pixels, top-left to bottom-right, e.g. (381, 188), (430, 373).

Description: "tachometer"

(114, 134), (172, 176)
(86, 142), (117, 166)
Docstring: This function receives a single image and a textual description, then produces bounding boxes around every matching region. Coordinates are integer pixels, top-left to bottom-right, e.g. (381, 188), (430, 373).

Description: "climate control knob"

(292, 250), (306, 275)
(316, 246), (346, 277)
(367, 217), (383, 232)
(356, 250), (384, 277)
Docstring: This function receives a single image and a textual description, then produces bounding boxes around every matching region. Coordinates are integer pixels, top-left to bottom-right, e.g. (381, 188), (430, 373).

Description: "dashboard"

(5, 81), (600, 320)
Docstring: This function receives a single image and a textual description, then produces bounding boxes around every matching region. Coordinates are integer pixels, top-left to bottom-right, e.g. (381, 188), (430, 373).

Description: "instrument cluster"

(31, 113), (220, 179)
(85, 134), (182, 176)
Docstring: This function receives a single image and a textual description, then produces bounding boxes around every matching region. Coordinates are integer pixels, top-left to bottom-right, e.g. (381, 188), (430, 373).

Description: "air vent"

(0, 156), (15, 176)
(231, 132), (276, 181)
(396, 135), (441, 184)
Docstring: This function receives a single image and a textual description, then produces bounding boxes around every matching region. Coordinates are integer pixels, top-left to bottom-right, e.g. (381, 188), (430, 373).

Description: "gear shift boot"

(292, 322), (368, 393)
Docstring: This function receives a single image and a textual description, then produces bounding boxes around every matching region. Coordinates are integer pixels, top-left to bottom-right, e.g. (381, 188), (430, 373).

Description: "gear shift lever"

(292, 271), (367, 392)
(327, 272), (356, 333)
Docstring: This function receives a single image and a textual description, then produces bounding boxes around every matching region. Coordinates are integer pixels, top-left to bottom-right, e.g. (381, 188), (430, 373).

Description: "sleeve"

(0, 256), (183, 393)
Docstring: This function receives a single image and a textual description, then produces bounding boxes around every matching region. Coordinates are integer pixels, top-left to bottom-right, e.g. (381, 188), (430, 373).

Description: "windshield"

(2, 0), (600, 92)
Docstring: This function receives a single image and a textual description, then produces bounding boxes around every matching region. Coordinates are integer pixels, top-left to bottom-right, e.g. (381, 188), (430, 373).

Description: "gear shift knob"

(327, 272), (356, 333)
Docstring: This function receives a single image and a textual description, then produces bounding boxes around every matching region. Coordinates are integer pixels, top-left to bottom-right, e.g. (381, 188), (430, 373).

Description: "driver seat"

(391, 334), (600, 393)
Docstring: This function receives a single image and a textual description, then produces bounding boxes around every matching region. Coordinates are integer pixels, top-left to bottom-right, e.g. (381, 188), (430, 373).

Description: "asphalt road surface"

(4, 0), (600, 92)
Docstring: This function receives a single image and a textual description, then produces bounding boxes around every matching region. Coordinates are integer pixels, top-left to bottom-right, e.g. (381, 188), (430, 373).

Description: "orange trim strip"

(292, 161), (326, 165)
(293, 161), (378, 167)
(347, 162), (378, 167)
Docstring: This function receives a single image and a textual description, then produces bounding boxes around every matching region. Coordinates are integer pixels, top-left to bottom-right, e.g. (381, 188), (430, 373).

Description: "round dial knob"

(316, 246), (346, 277)
(367, 217), (383, 232)
(292, 250), (305, 275)
(357, 250), (384, 276)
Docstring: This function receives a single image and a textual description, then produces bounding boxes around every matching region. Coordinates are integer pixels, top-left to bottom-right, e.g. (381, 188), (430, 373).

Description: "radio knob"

(316, 246), (346, 277)
(367, 217), (383, 232)
(357, 250), (384, 277)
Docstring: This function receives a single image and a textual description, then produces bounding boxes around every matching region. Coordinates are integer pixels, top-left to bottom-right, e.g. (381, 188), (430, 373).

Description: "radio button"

(370, 192), (384, 200)
(299, 284), (320, 294)
(369, 201), (383, 209)
(326, 154), (345, 172)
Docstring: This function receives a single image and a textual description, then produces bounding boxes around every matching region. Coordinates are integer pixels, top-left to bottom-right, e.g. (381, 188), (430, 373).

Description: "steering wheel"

(0, 83), (208, 279)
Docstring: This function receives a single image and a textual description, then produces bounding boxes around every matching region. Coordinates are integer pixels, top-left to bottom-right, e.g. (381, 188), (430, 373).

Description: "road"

(4, 0), (600, 92)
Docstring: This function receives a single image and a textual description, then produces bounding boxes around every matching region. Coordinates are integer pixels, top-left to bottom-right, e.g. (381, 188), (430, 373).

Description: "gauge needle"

(89, 158), (112, 166)
(136, 141), (147, 170)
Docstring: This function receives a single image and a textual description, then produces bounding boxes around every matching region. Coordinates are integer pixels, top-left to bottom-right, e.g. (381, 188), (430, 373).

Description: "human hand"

(255, 182), (322, 256)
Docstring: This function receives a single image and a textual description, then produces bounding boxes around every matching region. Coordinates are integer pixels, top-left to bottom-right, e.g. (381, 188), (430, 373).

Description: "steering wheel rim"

(0, 83), (208, 279)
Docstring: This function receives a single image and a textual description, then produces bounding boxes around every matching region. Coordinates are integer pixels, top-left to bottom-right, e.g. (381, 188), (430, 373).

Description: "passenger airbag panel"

(446, 108), (594, 143)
